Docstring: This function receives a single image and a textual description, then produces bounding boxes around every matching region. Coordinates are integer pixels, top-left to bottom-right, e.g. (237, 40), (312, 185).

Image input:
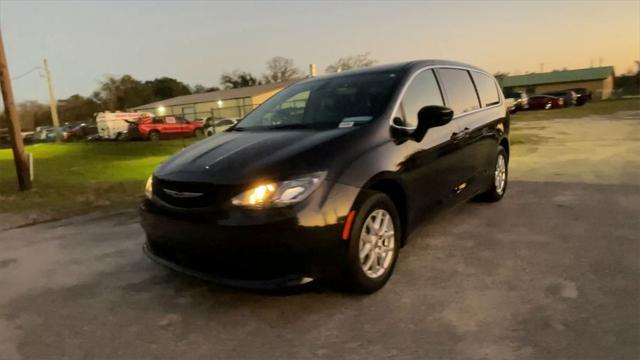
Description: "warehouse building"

(130, 79), (299, 120)
(501, 66), (615, 100)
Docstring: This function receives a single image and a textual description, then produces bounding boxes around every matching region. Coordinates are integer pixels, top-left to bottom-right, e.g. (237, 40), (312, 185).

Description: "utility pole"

(43, 58), (61, 142)
(0, 30), (31, 190)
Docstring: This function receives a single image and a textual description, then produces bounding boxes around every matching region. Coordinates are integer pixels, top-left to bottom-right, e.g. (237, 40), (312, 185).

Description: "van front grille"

(153, 177), (242, 209)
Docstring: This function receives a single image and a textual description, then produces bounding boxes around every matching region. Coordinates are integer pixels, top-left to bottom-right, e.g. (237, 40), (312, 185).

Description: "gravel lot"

(1, 112), (639, 360)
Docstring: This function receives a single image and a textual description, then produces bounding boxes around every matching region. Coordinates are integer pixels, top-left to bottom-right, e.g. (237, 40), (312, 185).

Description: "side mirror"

(417, 105), (454, 129)
(390, 105), (454, 143)
(412, 105), (454, 142)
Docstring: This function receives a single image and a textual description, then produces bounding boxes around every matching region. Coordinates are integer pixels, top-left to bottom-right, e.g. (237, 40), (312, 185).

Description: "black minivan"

(140, 60), (509, 293)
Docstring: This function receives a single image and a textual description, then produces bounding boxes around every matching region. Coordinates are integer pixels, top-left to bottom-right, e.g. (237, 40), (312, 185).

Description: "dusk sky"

(1, 0), (638, 103)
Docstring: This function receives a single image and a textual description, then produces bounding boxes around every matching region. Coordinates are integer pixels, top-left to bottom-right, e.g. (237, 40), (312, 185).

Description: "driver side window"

(398, 69), (443, 127)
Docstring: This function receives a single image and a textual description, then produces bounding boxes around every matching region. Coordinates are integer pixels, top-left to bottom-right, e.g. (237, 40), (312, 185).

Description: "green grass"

(0, 139), (198, 217)
(511, 98), (640, 121)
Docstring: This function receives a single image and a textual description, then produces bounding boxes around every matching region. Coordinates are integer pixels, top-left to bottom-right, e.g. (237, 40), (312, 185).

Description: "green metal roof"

(501, 66), (614, 88)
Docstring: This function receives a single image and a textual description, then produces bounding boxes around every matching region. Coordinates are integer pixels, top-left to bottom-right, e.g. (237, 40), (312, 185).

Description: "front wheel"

(148, 131), (160, 142)
(477, 147), (508, 202)
(339, 192), (400, 293)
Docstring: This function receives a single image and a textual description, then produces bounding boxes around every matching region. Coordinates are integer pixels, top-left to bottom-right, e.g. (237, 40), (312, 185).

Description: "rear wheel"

(339, 192), (400, 293)
(477, 147), (508, 202)
(148, 131), (160, 142)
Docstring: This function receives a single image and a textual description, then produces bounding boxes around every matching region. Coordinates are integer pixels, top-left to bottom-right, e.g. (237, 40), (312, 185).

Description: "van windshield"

(235, 71), (400, 130)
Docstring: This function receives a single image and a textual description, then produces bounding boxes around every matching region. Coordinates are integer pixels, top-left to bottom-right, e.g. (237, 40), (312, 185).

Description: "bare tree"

(220, 70), (261, 89)
(325, 52), (377, 73)
(262, 56), (301, 83)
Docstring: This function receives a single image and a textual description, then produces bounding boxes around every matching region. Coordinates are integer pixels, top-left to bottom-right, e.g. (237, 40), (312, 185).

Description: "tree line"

(0, 53), (377, 130)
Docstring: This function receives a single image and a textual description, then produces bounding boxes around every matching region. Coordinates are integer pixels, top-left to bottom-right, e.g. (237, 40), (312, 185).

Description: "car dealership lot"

(1, 112), (639, 360)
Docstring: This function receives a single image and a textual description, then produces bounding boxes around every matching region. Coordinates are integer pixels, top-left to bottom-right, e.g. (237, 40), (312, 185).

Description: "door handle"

(451, 127), (470, 141)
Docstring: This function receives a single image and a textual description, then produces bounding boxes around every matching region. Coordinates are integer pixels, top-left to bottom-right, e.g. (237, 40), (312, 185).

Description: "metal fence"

(163, 104), (257, 122)
(158, 98), (308, 122)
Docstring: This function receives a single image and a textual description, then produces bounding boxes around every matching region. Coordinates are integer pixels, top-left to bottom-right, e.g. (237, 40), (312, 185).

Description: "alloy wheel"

(359, 209), (395, 279)
(495, 153), (507, 195)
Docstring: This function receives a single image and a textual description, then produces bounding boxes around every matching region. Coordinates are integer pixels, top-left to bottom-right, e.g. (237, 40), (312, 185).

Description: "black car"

(565, 88), (591, 106)
(140, 60), (510, 293)
(62, 122), (98, 141)
(544, 90), (577, 107)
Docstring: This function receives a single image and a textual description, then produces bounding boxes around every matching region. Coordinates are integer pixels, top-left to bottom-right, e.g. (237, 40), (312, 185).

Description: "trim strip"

(389, 65), (504, 130)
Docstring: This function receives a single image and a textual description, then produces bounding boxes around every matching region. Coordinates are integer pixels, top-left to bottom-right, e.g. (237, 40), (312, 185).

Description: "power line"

(11, 66), (41, 81)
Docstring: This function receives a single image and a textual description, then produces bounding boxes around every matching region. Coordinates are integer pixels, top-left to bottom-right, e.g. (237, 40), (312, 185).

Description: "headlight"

(231, 171), (326, 208)
(145, 175), (153, 199)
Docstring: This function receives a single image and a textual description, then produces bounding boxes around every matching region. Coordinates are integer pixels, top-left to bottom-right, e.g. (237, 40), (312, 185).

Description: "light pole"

(43, 59), (61, 142)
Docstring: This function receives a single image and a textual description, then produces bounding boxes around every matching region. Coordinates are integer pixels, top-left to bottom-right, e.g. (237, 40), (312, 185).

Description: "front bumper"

(139, 181), (360, 284)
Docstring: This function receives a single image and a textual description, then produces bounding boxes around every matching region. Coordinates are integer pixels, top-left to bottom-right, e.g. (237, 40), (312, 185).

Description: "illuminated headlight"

(145, 175), (153, 199)
(231, 171), (327, 208)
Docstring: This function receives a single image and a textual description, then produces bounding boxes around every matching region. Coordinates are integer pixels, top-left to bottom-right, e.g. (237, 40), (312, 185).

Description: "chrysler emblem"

(163, 189), (203, 198)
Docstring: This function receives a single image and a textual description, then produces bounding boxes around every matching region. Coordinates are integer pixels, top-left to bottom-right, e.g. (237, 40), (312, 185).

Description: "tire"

(205, 128), (215, 137)
(477, 147), (508, 202)
(339, 192), (401, 294)
(148, 131), (160, 142)
(193, 128), (204, 138)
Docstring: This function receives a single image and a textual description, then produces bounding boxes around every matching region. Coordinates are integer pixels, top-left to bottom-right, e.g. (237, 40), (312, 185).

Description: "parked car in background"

(140, 60), (510, 293)
(565, 88), (591, 106)
(202, 117), (237, 136)
(544, 90), (577, 107)
(96, 112), (152, 140)
(21, 131), (34, 144)
(62, 122), (98, 141)
(0, 129), (35, 146)
(128, 115), (204, 141)
(528, 95), (564, 110)
(34, 126), (53, 142)
(503, 90), (529, 112)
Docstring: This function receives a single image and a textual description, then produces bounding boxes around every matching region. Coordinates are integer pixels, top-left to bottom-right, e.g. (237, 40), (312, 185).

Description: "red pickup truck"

(128, 115), (204, 141)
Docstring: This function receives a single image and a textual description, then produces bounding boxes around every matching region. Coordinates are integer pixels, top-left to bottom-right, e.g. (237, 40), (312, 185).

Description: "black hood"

(155, 127), (366, 184)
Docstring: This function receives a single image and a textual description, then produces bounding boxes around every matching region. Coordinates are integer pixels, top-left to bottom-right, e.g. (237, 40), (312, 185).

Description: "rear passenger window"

(399, 69), (443, 128)
(437, 68), (480, 115)
(472, 72), (500, 107)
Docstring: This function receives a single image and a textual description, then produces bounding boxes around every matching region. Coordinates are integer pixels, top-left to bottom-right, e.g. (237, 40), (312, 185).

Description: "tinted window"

(472, 72), (500, 107)
(399, 69), (443, 127)
(438, 68), (480, 115)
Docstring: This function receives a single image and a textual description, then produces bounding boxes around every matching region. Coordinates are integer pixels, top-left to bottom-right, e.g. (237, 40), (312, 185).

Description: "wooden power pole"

(0, 29), (31, 190)
(43, 59), (61, 142)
